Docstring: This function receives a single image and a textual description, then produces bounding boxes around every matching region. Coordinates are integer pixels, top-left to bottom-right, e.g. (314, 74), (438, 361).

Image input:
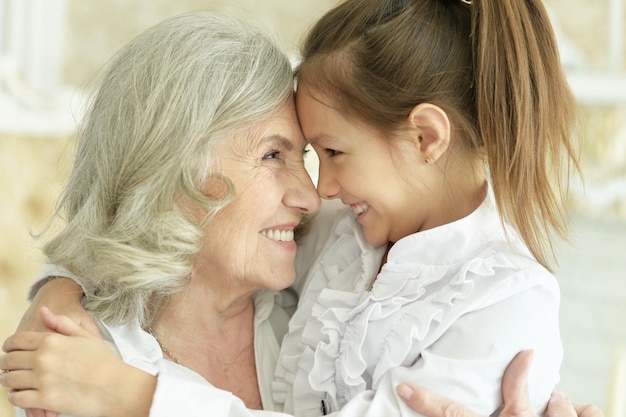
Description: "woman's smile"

(260, 225), (297, 251)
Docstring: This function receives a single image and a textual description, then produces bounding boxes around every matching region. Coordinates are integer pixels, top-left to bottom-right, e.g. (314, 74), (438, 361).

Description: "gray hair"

(41, 12), (295, 326)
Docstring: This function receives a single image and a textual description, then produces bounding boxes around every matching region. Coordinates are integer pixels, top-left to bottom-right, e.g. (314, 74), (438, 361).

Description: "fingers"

(397, 350), (536, 417)
(1, 369), (40, 391)
(39, 306), (62, 332)
(16, 305), (55, 334)
(18, 277), (97, 338)
(396, 352), (599, 417)
(3, 331), (45, 353)
(545, 390), (604, 417)
(8, 388), (48, 412)
(545, 391), (577, 417)
(24, 408), (58, 417)
(546, 392), (604, 417)
(0, 350), (37, 373)
(39, 306), (88, 337)
(79, 315), (102, 337)
(2, 366), (60, 417)
(40, 306), (100, 338)
(11, 392), (60, 417)
(500, 350), (533, 416)
(573, 404), (604, 417)
(3, 308), (92, 354)
(397, 384), (480, 417)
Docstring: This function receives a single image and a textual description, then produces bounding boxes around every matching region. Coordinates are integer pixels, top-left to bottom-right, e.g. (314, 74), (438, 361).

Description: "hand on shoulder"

(396, 351), (604, 417)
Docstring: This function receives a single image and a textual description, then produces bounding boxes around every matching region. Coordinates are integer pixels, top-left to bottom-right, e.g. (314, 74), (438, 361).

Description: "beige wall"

(0, 134), (71, 417)
(60, 0), (339, 86)
(1, 1), (625, 416)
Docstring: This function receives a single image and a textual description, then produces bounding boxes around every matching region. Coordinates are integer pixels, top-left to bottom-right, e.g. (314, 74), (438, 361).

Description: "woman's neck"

(150, 281), (262, 409)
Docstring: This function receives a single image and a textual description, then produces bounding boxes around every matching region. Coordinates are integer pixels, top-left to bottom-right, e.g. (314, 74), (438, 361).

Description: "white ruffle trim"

(273, 208), (518, 415)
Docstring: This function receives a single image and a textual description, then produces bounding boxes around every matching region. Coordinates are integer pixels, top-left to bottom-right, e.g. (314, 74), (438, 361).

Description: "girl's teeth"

(353, 204), (368, 215)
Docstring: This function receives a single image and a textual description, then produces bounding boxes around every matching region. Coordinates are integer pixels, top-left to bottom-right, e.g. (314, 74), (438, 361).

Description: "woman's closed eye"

(263, 150), (282, 160)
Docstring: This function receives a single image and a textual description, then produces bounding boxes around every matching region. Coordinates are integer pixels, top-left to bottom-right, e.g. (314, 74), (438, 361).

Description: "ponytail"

(298, 0), (580, 271)
(472, 0), (581, 270)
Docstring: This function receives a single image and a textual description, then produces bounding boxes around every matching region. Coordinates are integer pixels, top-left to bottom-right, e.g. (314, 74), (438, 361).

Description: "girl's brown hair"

(297, 0), (580, 270)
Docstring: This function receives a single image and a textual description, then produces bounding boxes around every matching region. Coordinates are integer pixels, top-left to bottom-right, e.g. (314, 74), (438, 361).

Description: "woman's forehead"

(250, 106), (306, 148)
(216, 112), (306, 158)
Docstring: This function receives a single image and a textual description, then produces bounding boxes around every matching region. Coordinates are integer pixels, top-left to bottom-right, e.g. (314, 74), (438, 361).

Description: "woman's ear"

(407, 103), (451, 164)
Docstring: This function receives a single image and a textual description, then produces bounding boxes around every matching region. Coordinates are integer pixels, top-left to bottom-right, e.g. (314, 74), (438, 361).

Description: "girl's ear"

(407, 103), (451, 164)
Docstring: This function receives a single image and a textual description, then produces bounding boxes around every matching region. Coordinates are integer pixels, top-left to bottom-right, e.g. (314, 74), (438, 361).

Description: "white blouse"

(18, 277), (295, 417)
(22, 190), (562, 417)
(273, 191), (562, 417)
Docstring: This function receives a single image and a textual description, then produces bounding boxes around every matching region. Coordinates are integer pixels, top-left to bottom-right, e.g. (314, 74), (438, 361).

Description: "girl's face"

(296, 89), (431, 247)
(194, 100), (321, 295)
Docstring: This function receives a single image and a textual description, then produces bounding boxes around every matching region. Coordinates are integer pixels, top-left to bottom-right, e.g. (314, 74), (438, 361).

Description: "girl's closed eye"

(324, 148), (342, 158)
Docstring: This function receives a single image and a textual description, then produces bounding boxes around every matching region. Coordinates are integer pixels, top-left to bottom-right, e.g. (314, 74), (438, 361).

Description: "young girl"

(2, 0), (581, 416)
(273, 0), (579, 415)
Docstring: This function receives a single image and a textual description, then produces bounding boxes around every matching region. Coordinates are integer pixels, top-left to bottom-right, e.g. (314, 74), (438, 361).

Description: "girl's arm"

(3, 307), (154, 417)
(18, 274), (98, 336)
(0, 309), (595, 417)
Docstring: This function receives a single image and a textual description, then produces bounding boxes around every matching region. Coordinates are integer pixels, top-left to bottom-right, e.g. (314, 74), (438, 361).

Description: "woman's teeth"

(261, 229), (295, 242)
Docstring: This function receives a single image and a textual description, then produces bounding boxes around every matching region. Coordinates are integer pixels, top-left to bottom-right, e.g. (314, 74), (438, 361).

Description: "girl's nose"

(315, 164), (340, 200)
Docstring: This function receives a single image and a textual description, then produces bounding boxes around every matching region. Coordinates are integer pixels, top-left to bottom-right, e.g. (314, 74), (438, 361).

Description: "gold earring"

(425, 155), (433, 164)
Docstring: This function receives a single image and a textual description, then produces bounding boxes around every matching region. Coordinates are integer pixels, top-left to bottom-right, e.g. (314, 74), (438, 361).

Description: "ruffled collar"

(273, 185), (528, 415)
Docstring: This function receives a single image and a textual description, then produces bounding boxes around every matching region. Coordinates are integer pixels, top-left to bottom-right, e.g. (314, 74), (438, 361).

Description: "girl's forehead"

(307, 132), (340, 148)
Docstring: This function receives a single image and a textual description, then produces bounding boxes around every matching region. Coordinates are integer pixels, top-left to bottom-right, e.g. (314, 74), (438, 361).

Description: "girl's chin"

(363, 230), (387, 247)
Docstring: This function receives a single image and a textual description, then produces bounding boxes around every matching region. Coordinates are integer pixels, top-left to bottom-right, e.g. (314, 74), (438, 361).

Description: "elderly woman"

(0, 10), (600, 417)
(3, 11), (320, 416)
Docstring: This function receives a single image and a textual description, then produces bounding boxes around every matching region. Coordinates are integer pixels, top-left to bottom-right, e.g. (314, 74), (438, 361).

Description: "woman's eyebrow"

(262, 134), (293, 150)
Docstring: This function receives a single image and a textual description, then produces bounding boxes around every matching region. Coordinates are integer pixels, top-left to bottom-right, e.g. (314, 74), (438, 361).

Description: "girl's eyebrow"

(308, 133), (339, 147)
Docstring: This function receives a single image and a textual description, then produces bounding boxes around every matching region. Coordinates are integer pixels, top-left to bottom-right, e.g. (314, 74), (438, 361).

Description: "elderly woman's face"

(193, 100), (320, 294)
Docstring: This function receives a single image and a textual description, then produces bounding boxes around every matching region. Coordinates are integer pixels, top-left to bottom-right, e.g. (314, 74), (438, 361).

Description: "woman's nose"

(285, 166), (321, 214)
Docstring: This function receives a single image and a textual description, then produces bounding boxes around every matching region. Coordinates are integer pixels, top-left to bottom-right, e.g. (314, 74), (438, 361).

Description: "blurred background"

(0, 1), (624, 416)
